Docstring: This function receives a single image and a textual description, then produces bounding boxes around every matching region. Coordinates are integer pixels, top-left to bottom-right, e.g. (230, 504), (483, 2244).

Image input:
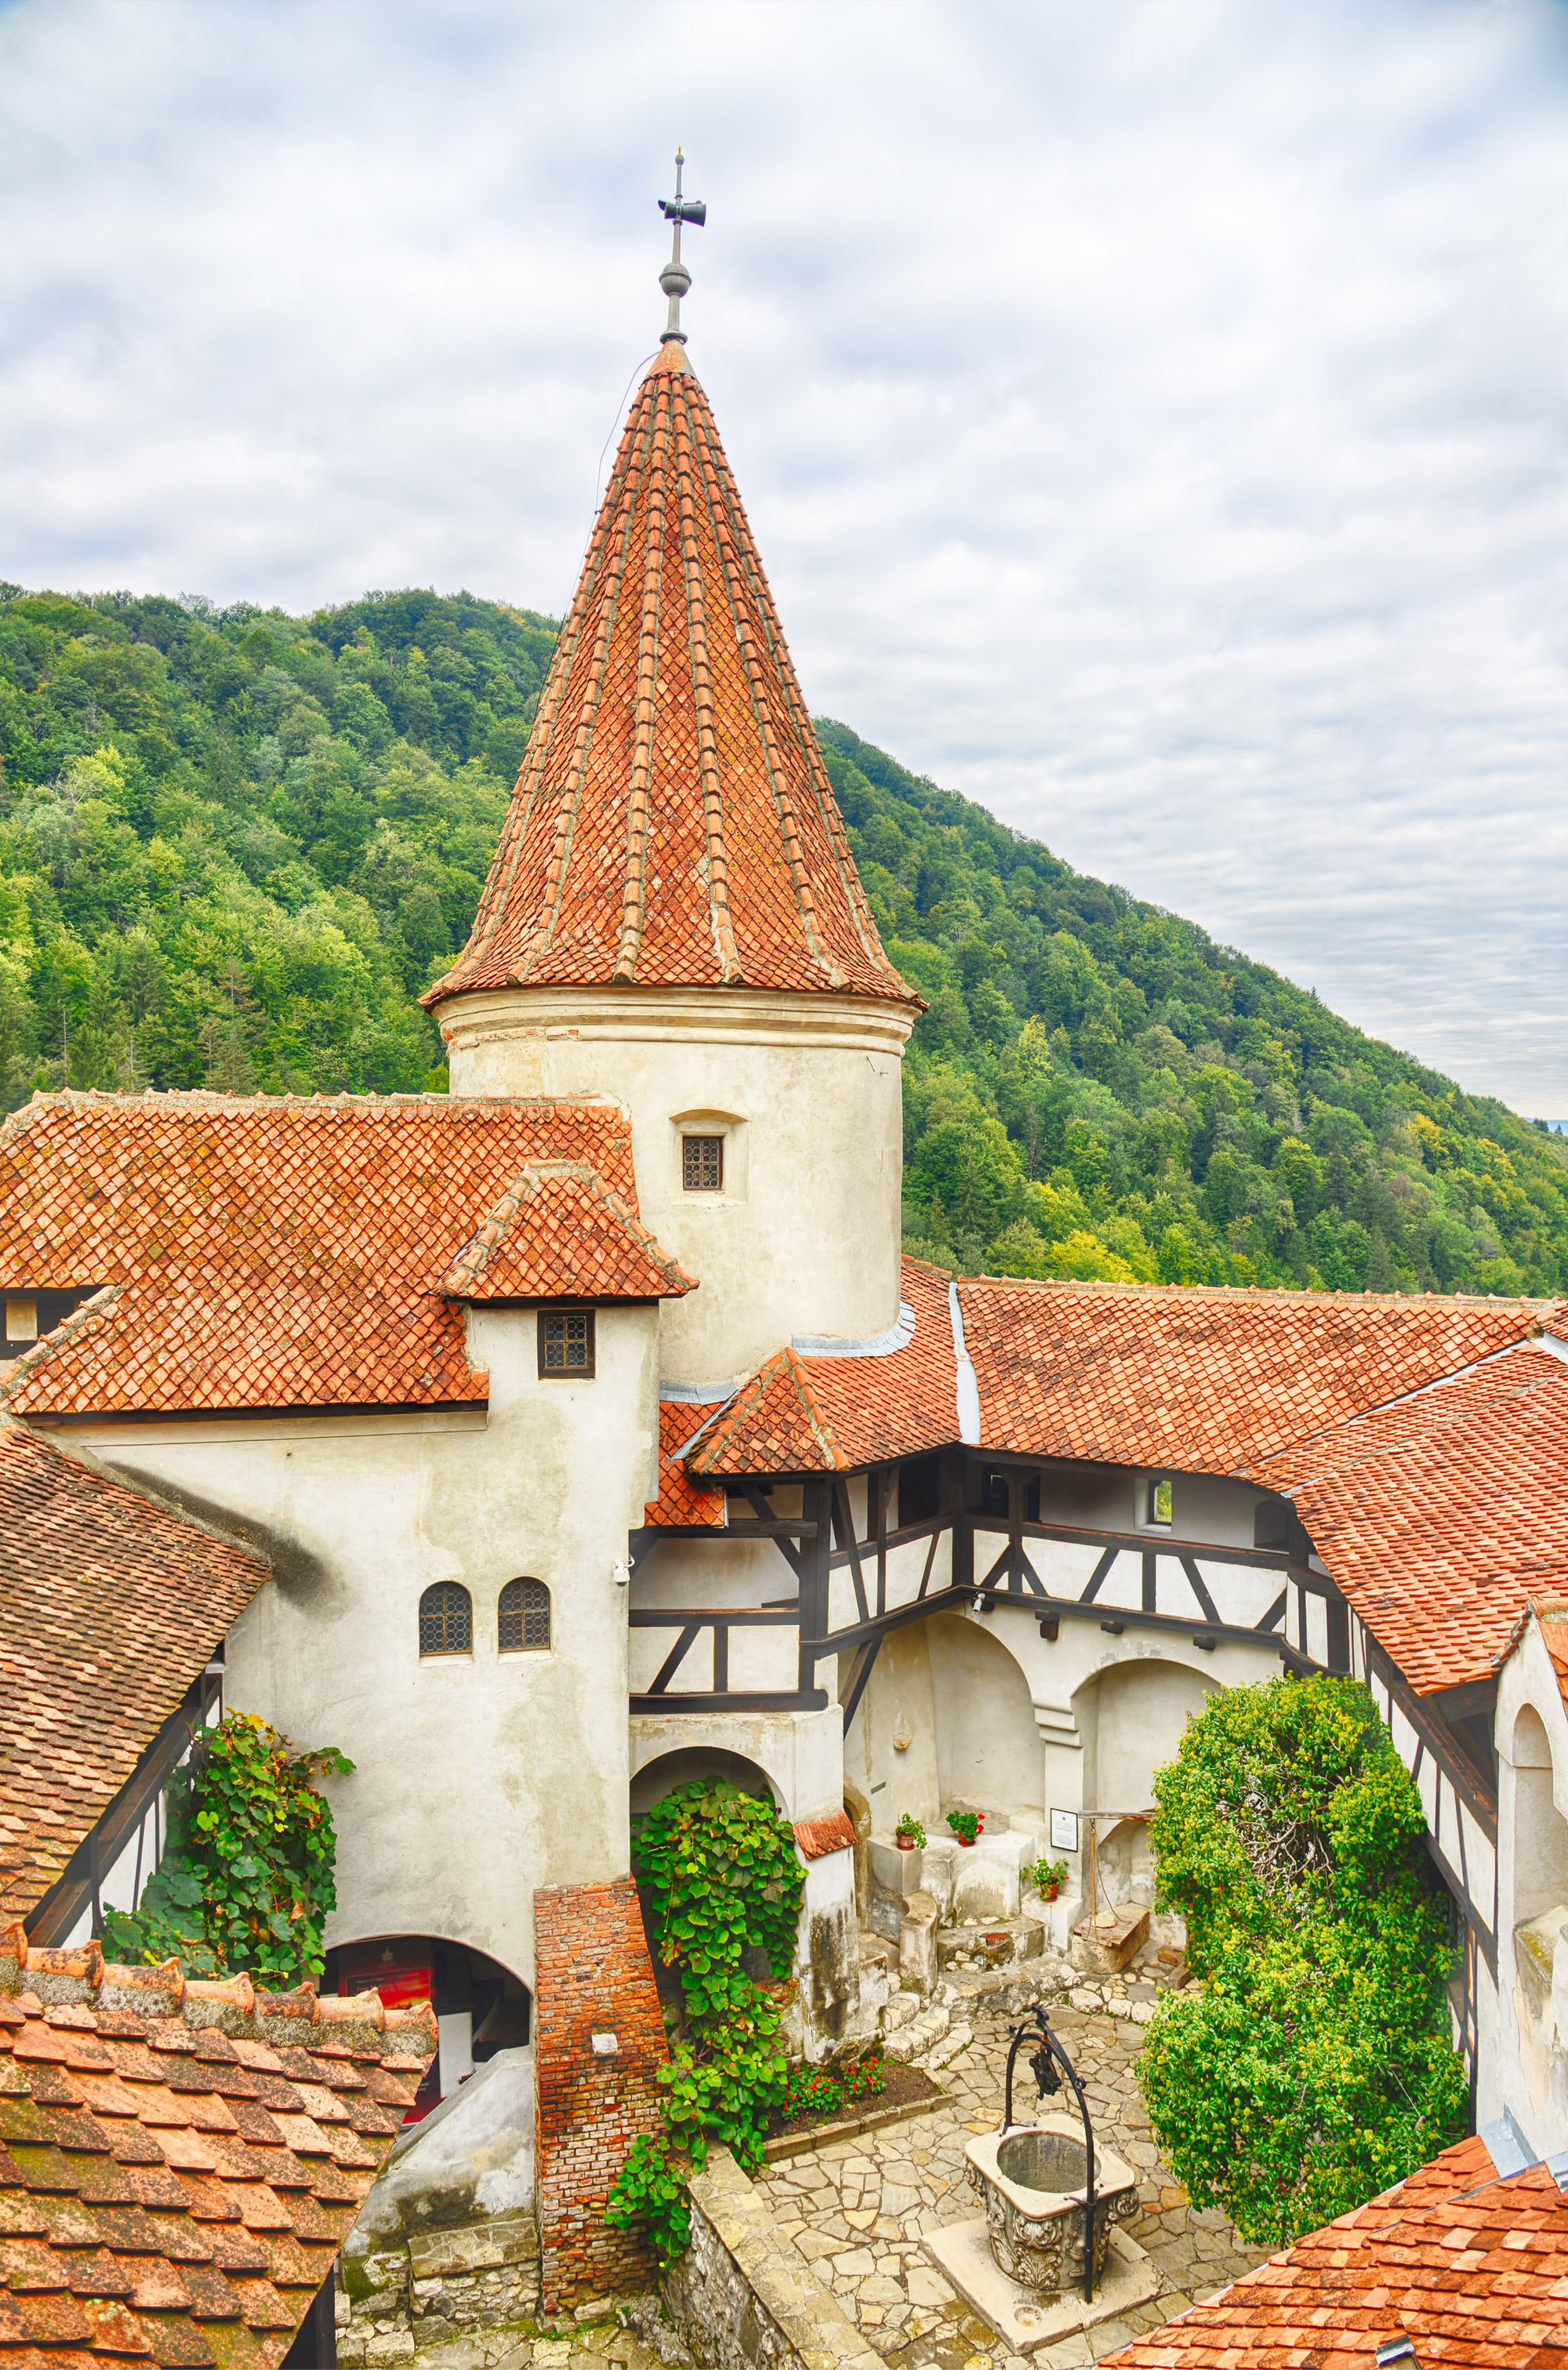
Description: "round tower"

(427, 201), (919, 1386)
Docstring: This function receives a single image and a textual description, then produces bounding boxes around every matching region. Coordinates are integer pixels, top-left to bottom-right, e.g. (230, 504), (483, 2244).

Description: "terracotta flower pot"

(956, 1833), (977, 1847)
(896, 1835), (915, 1851)
(1044, 1885), (1060, 1902)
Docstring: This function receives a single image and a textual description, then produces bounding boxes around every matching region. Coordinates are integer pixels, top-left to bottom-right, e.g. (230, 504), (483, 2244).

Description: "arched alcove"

(628, 1744), (782, 1818)
(1512, 1705), (1568, 1930)
(926, 1614), (1041, 1819)
(1076, 1658), (1220, 1919)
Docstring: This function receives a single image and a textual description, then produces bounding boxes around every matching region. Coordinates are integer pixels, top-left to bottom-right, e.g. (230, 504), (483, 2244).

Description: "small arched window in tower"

(499, 1577), (551, 1653)
(419, 1582), (472, 1657)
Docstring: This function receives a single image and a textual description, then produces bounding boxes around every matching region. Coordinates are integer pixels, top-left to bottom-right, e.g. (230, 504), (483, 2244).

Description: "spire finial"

(656, 147), (706, 344)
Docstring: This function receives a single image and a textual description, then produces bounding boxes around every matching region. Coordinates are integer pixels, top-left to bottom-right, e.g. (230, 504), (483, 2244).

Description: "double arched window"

(417, 1578), (550, 1656)
(419, 1582), (472, 1657)
(499, 1577), (550, 1653)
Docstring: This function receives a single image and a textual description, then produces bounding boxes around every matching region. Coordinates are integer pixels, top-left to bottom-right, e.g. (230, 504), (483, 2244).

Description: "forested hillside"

(0, 582), (1562, 1299)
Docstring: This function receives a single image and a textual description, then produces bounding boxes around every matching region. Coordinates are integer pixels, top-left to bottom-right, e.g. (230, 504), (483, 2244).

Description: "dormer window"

(682, 1134), (724, 1192)
(5, 1296), (37, 1345)
(1145, 1476), (1174, 1527)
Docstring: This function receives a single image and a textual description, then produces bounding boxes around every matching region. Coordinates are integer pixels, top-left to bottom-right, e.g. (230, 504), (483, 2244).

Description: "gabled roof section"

(1247, 1343), (1568, 1693)
(691, 1346), (848, 1475)
(957, 1276), (1553, 1474)
(644, 1398), (728, 1528)
(425, 343), (919, 1009)
(0, 1422), (267, 1921)
(0, 1091), (649, 1417)
(688, 1258), (957, 1475)
(0, 1943), (434, 2370)
(441, 1163), (695, 1301)
(1099, 2134), (1568, 2368)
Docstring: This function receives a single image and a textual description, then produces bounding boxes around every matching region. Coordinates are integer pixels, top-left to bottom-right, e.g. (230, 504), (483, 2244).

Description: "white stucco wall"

(437, 986), (912, 1385)
(67, 1303), (662, 1989)
(848, 1597), (1283, 1922)
(1494, 1628), (1568, 2156)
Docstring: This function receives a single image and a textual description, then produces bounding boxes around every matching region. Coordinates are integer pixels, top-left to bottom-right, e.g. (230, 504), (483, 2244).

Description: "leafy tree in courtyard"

(1136, 1673), (1466, 2246)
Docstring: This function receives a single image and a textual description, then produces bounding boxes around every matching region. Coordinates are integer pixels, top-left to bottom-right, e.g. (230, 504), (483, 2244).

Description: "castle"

(5, 193), (1568, 2329)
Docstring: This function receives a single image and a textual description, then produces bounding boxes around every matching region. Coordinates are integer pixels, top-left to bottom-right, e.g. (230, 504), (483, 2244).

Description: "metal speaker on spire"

(657, 148), (705, 344)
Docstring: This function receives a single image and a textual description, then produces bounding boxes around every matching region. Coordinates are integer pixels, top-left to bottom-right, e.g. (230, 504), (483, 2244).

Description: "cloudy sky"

(2, 0), (1566, 1116)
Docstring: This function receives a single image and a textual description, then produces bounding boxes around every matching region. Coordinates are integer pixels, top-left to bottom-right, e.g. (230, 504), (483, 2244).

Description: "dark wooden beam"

(630, 1689), (830, 1716)
(630, 1607), (801, 1627)
(839, 1635), (884, 1734)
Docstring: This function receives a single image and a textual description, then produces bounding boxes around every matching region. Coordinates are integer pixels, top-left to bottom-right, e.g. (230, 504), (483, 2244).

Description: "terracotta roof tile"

(0, 1091), (680, 1417)
(1247, 1345), (1568, 1693)
(688, 1259), (956, 1475)
(440, 1162), (695, 1301)
(958, 1276), (1552, 1474)
(644, 1399), (727, 1528)
(1100, 2135), (1568, 2368)
(0, 1425), (267, 1922)
(425, 343), (919, 1012)
(0, 1940), (434, 2369)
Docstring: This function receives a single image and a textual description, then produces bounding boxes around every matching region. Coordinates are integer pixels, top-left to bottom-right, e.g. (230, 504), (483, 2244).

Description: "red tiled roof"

(793, 1813), (856, 1861)
(0, 1091), (681, 1417)
(644, 1399), (727, 1528)
(958, 1276), (1552, 1474)
(441, 1163), (696, 1301)
(0, 1423), (268, 1921)
(688, 1259), (956, 1476)
(685, 1265), (1550, 1485)
(1247, 1345), (1568, 1693)
(425, 342), (918, 1011)
(0, 1934), (434, 2370)
(1099, 2134), (1568, 2368)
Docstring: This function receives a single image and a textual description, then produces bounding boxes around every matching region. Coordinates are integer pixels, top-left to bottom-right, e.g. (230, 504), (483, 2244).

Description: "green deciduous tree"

(1135, 1674), (1466, 2247)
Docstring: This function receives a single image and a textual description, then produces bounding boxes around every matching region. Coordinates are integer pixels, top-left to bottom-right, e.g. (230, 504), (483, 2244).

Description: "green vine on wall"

(606, 1779), (809, 2266)
(1135, 1672), (1467, 2247)
(102, 1711), (353, 1987)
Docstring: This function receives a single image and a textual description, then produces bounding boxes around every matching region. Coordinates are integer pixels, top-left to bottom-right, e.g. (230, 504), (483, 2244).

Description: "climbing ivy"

(606, 1779), (811, 2267)
(101, 1711), (353, 1987)
(1135, 1673), (1467, 2246)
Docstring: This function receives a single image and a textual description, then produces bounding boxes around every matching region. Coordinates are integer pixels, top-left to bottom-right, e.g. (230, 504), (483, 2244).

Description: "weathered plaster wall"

(844, 1622), (940, 1834)
(73, 1303), (662, 1988)
(438, 985), (912, 1384)
(927, 1614), (1043, 1816)
(629, 1706), (845, 1824)
(1494, 1633), (1568, 2155)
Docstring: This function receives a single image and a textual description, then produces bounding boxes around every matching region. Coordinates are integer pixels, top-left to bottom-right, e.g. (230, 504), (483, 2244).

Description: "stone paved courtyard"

(748, 1980), (1269, 2370)
(415, 1962), (1267, 2370)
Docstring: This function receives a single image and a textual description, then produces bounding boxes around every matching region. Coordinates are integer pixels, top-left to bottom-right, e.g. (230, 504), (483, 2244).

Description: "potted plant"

(1029, 1856), (1069, 1903)
(946, 1809), (982, 1847)
(895, 1814), (926, 1852)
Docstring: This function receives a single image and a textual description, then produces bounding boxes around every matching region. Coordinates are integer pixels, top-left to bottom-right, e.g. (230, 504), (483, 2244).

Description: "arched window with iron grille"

(498, 1577), (550, 1653)
(419, 1581), (472, 1657)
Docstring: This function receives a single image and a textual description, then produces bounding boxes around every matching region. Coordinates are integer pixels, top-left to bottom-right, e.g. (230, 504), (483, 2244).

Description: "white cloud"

(1, 0), (1566, 1110)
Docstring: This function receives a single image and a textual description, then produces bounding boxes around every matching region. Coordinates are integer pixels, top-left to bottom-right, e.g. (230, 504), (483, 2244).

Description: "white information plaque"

(1049, 1809), (1079, 1853)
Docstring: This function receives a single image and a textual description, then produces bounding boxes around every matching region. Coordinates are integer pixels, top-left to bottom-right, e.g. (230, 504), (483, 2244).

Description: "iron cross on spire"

(657, 148), (706, 343)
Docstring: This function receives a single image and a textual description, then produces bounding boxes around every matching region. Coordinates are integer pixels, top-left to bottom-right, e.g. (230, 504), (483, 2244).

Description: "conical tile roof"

(426, 342), (918, 1007)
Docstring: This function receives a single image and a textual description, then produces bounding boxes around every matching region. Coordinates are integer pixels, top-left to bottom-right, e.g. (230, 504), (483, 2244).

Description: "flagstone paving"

(747, 1977), (1269, 2370)
(415, 1969), (1267, 2370)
